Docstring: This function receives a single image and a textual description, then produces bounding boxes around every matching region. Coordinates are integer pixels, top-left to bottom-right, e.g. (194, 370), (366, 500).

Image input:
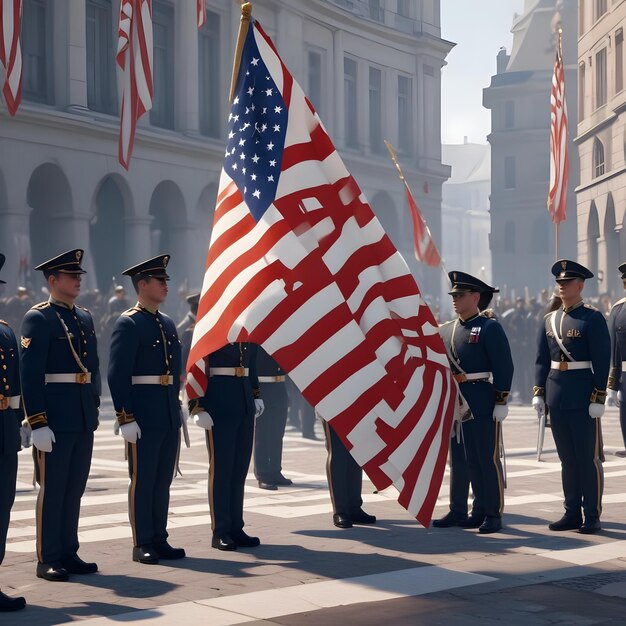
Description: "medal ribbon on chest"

(469, 327), (481, 344)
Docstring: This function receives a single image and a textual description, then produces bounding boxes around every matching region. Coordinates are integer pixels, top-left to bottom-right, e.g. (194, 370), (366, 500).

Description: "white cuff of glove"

(608, 389), (621, 408)
(493, 404), (508, 422)
(120, 421), (141, 443)
(20, 424), (32, 449)
(32, 426), (55, 453)
(532, 396), (545, 415)
(589, 403), (604, 419)
(194, 411), (214, 431)
(254, 399), (265, 418)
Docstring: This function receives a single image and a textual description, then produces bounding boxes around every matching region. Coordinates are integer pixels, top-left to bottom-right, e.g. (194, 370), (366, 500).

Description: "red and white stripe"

(116, 0), (153, 170)
(404, 180), (441, 267)
(547, 48), (569, 225)
(0, 0), (23, 116)
(186, 21), (456, 526)
(197, 0), (206, 28)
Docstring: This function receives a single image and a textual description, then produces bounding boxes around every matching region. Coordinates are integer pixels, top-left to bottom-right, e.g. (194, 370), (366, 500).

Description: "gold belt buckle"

(276, 375), (285, 382)
(454, 373), (467, 383)
(0, 395), (8, 410)
(160, 374), (170, 386)
(75, 373), (88, 384)
(559, 362), (569, 371)
(235, 366), (246, 377)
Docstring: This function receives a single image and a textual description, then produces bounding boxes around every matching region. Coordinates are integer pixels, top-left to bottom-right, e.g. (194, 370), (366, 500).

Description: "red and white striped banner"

(0, 0), (23, 116)
(186, 19), (456, 526)
(116, 0), (153, 170)
(197, 0), (206, 28)
(404, 180), (441, 267)
(547, 46), (569, 224)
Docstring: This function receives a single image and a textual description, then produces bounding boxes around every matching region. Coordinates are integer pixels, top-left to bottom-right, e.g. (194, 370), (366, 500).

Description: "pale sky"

(441, 0), (525, 145)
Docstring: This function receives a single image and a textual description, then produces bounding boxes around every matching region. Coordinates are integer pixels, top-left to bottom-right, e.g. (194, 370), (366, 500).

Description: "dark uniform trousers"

(323, 421), (363, 516)
(254, 382), (288, 482)
(448, 433), (479, 517)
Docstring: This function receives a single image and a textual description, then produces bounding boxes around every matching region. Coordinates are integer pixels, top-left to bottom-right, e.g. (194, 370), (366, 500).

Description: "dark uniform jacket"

(0, 320), (21, 455)
(607, 297), (626, 391)
(256, 346), (285, 378)
(108, 305), (182, 431)
(20, 300), (100, 432)
(535, 302), (610, 409)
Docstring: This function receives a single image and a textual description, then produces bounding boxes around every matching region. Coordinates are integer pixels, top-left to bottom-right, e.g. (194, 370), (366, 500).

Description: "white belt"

(0, 395), (20, 410)
(453, 372), (492, 383)
(622, 361), (626, 370)
(550, 361), (592, 371)
(209, 367), (249, 377)
(131, 375), (174, 386)
(258, 375), (286, 383)
(45, 373), (92, 384)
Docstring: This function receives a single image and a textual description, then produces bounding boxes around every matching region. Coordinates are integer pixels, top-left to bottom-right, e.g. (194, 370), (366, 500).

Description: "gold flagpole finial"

(384, 139), (405, 181)
(229, 2), (253, 104)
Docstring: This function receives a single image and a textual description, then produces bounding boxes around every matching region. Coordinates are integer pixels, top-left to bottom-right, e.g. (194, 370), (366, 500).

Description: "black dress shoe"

(61, 554), (98, 574)
(579, 517), (601, 534)
(458, 513), (486, 529)
(211, 535), (237, 551)
(272, 474), (293, 486)
(232, 531), (261, 547)
(432, 511), (467, 528)
(548, 515), (583, 531)
(36, 562), (69, 582)
(154, 542), (186, 559)
(478, 516), (502, 534)
(132, 545), (159, 564)
(0, 590), (26, 612)
(333, 514), (353, 529)
(258, 481), (278, 491)
(351, 509), (376, 524)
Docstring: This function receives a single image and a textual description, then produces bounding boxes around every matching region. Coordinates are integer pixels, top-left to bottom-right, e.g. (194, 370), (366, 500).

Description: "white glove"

(589, 403), (604, 419)
(113, 420), (120, 436)
(609, 389), (621, 408)
(254, 399), (265, 418)
(532, 396), (545, 418)
(194, 411), (214, 430)
(119, 421), (141, 443)
(32, 426), (55, 453)
(493, 404), (508, 422)
(20, 423), (32, 449)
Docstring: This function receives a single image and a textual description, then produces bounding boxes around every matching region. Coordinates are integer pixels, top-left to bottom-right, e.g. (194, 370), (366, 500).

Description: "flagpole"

(229, 2), (253, 104)
(555, 25), (563, 262)
(384, 139), (451, 287)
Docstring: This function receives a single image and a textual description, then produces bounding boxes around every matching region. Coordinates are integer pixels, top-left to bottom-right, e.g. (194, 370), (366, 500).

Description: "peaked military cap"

(0, 253), (5, 284)
(34, 249), (86, 274)
(122, 254), (171, 280)
(186, 292), (200, 306)
(551, 259), (593, 282)
(618, 261), (626, 279)
(448, 271), (499, 296)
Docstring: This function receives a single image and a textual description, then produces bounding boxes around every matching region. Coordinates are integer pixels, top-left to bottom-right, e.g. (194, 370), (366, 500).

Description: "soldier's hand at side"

(120, 421), (141, 443)
(608, 389), (621, 408)
(493, 404), (508, 422)
(113, 421), (120, 436)
(194, 411), (214, 430)
(20, 422), (32, 449)
(254, 399), (265, 418)
(588, 403), (604, 419)
(32, 426), (55, 453)
(532, 396), (545, 418)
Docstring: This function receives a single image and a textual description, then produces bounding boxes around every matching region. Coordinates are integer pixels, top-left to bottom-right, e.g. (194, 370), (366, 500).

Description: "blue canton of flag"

(224, 24), (288, 222)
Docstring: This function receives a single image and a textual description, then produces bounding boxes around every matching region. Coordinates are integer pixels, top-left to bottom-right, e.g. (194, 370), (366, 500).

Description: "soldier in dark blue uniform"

(20, 249), (100, 581)
(534, 260), (610, 534)
(607, 261), (626, 456)
(189, 342), (263, 550)
(108, 255), (185, 565)
(436, 272), (513, 534)
(254, 346), (291, 490)
(0, 254), (26, 611)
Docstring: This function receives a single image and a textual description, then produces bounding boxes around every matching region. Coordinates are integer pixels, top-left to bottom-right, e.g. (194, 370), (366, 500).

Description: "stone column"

(66, 0), (88, 110)
(333, 30), (345, 146)
(597, 236), (607, 295)
(124, 217), (153, 266)
(176, 1), (200, 134)
(73, 213), (96, 289)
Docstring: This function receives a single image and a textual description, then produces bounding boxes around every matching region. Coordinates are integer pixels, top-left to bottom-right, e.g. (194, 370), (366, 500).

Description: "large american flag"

(186, 19), (456, 526)
(547, 45), (569, 224)
(0, 0), (22, 116)
(116, 0), (153, 170)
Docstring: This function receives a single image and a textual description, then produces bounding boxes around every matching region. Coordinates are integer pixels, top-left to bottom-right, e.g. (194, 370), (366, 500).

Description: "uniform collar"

(562, 299), (584, 314)
(136, 301), (158, 315)
(48, 296), (74, 310)
(459, 310), (480, 324)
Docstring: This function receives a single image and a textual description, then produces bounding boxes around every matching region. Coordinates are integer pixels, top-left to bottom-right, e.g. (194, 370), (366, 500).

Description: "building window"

(397, 0), (410, 17)
(21, 0), (53, 104)
(369, 67), (382, 154)
(199, 10), (220, 138)
(579, 63), (586, 120)
(86, 0), (117, 115)
(344, 57), (358, 149)
(616, 29), (624, 94)
(398, 74), (412, 154)
(595, 48), (607, 108)
(593, 138), (605, 177)
(368, 0), (383, 22)
(307, 50), (323, 116)
(504, 156), (516, 189)
(594, 0), (607, 21)
(504, 221), (516, 253)
(504, 101), (514, 129)
(151, 1), (175, 130)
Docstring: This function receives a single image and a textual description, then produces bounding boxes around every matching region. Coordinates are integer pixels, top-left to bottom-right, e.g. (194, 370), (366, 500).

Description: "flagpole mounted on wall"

(229, 2), (253, 104)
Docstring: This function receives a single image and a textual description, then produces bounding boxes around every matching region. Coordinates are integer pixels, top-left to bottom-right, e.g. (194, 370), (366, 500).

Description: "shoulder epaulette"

(32, 301), (50, 310)
(75, 304), (90, 313)
(612, 297), (626, 308)
(584, 303), (599, 311)
(122, 306), (142, 317)
(480, 309), (497, 320)
(0, 319), (8, 326)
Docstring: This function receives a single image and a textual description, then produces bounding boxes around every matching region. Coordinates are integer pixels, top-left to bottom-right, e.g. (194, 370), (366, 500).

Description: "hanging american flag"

(197, 0), (206, 28)
(116, 0), (153, 170)
(0, 0), (23, 116)
(404, 180), (441, 267)
(547, 42), (569, 224)
(186, 18), (456, 526)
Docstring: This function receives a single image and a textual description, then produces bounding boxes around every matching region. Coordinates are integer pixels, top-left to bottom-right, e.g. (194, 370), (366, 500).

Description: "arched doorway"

(587, 201), (600, 296)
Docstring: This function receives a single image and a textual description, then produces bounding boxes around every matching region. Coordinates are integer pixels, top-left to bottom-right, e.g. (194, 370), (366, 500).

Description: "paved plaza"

(3, 401), (626, 624)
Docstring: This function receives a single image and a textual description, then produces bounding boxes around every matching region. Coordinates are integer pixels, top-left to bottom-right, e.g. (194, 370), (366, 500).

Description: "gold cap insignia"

(76, 250), (82, 261)
(561, 260), (567, 270)
(163, 256), (169, 266)
(21, 336), (31, 349)
(453, 272), (457, 282)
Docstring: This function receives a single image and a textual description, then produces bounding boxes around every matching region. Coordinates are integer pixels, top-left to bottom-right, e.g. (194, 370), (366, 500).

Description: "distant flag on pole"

(186, 13), (457, 527)
(547, 30), (569, 224)
(197, 0), (206, 28)
(116, 0), (153, 170)
(0, 0), (23, 116)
